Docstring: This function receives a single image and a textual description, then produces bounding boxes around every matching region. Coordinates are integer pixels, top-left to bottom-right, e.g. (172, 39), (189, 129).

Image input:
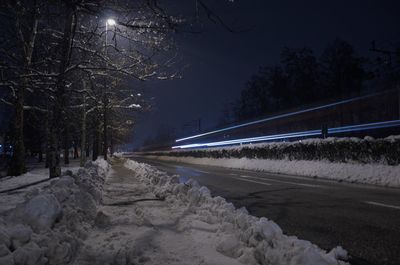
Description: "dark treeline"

(227, 39), (399, 124)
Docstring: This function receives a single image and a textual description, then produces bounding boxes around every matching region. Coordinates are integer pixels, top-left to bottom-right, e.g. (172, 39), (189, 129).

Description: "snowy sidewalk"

(75, 161), (243, 265)
(75, 159), (348, 265)
(0, 158), (348, 265)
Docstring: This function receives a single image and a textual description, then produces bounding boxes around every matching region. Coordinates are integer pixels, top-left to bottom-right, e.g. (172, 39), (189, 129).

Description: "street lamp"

(107, 19), (116, 26)
(103, 18), (116, 160)
(105, 19), (116, 45)
(105, 18), (116, 46)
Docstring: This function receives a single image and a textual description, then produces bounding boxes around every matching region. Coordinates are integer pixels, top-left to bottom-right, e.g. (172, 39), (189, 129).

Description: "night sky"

(132, 0), (400, 148)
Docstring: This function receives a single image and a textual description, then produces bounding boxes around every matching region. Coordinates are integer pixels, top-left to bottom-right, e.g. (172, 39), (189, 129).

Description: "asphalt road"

(129, 156), (400, 265)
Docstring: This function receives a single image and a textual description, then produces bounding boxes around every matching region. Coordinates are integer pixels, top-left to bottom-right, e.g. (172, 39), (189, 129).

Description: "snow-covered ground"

(143, 155), (400, 188)
(0, 157), (349, 265)
(0, 159), (108, 265)
(118, 159), (348, 265)
(0, 162), (80, 213)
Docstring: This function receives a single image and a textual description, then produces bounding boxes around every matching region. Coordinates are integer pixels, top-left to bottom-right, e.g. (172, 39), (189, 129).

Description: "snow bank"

(123, 159), (349, 265)
(0, 159), (110, 265)
(151, 136), (400, 165)
(0, 163), (80, 213)
(146, 155), (400, 188)
(0, 163), (80, 191)
(137, 136), (400, 187)
(112, 152), (125, 158)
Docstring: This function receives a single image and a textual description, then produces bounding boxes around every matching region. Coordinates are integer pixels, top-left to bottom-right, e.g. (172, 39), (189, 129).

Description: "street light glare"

(107, 19), (116, 26)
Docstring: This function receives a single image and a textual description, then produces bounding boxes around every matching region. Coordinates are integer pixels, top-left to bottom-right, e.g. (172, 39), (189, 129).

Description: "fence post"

(398, 84), (400, 119)
(322, 124), (328, 139)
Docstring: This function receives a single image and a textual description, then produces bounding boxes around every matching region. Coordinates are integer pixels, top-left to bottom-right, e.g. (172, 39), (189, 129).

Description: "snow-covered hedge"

(124, 159), (349, 265)
(0, 159), (109, 265)
(147, 136), (400, 165)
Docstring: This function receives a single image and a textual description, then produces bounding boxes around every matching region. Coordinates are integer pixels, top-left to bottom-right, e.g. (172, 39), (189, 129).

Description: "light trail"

(176, 92), (386, 143)
(328, 120), (400, 134)
(172, 119), (400, 149)
(172, 130), (321, 149)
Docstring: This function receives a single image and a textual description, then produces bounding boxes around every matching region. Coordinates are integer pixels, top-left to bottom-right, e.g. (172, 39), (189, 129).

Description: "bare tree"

(0, 0), (43, 175)
(0, 0), (231, 177)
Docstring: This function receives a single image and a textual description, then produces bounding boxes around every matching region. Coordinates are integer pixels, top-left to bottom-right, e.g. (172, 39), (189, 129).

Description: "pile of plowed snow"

(0, 159), (109, 265)
(124, 159), (349, 265)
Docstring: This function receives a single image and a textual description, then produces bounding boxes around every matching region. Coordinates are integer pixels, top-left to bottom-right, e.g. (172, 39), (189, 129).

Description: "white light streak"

(172, 130), (321, 149)
(176, 93), (385, 143)
(365, 201), (400, 210)
(172, 119), (400, 149)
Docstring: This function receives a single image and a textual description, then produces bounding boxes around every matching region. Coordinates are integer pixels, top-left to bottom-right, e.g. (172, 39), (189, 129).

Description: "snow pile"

(123, 159), (349, 265)
(0, 159), (110, 265)
(112, 152), (126, 158)
(147, 155), (400, 187)
(0, 163), (80, 213)
(138, 136), (400, 187)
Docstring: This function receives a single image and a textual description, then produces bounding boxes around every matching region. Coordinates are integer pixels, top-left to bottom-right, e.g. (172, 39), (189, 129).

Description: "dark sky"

(132, 0), (400, 148)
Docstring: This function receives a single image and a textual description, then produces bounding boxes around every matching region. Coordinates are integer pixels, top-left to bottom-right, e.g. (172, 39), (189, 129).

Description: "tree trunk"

(49, 6), (75, 178)
(48, 127), (61, 177)
(45, 149), (50, 168)
(92, 122), (100, 161)
(63, 85), (71, 164)
(45, 106), (50, 168)
(102, 95), (108, 161)
(110, 128), (114, 157)
(8, 87), (26, 176)
(8, 7), (39, 176)
(73, 144), (79, 159)
(63, 124), (70, 165)
(398, 84), (400, 119)
(63, 147), (69, 164)
(80, 92), (87, 167)
(38, 141), (43, 163)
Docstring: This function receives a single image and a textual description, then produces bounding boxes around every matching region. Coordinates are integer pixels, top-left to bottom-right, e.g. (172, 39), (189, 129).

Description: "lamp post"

(103, 18), (116, 160)
(106, 19), (116, 49)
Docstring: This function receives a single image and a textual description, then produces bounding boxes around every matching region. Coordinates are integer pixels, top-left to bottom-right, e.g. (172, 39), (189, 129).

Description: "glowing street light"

(102, 18), (116, 161)
(107, 18), (116, 26)
(105, 18), (116, 47)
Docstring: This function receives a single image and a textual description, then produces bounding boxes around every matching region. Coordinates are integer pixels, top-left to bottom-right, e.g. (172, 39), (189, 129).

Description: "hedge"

(142, 136), (400, 165)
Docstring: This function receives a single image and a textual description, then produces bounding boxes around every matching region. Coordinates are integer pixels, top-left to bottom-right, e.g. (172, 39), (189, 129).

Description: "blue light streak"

(172, 119), (400, 149)
(176, 93), (383, 143)
(328, 120), (400, 134)
(173, 130), (321, 149)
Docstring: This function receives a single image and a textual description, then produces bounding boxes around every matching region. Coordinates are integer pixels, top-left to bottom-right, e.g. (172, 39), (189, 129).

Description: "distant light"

(328, 119), (400, 134)
(107, 19), (116, 26)
(137, 93), (141, 96)
(175, 92), (383, 143)
(172, 130), (321, 149)
(0, 144), (2, 148)
(172, 119), (400, 149)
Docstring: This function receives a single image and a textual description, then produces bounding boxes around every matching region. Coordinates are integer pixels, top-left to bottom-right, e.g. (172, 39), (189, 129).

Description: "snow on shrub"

(123, 159), (349, 265)
(146, 136), (400, 165)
